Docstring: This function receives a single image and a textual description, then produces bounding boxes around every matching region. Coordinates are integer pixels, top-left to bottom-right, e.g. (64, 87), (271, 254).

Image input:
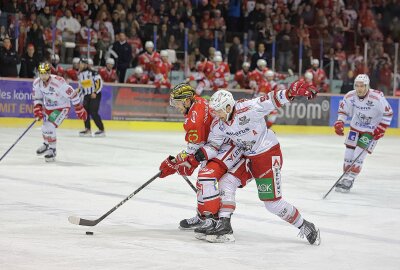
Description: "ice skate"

(335, 178), (354, 193)
(94, 130), (105, 137)
(194, 216), (218, 240)
(179, 215), (205, 230)
(79, 129), (92, 137)
(298, 220), (321, 245)
(44, 148), (57, 162)
(36, 143), (49, 155)
(205, 217), (235, 243)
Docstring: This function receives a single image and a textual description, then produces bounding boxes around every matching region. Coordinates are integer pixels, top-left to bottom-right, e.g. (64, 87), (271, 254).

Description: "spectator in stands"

(341, 70), (355, 94)
(250, 43), (268, 71)
(94, 10), (115, 44)
(65, 57), (80, 81)
(79, 18), (98, 58)
(37, 6), (53, 29)
(19, 44), (39, 78)
(99, 58), (118, 83)
(0, 37), (19, 77)
(158, 24), (170, 50)
(228, 36), (241, 74)
(50, 54), (65, 77)
(276, 23), (294, 72)
(26, 23), (45, 61)
(112, 32), (132, 83)
(378, 63), (392, 95)
(125, 66), (149, 84)
(167, 35), (179, 51)
(57, 9), (81, 63)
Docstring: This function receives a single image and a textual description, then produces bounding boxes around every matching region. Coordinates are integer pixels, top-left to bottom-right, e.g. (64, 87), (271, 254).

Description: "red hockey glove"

(287, 81), (318, 100)
(74, 104), (87, 121)
(175, 151), (200, 173)
(176, 164), (197, 176)
(373, 123), (388, 140)
(334, 120), (344, 136)
(159, 156), (177, 178)
(33, 104), (44, 120)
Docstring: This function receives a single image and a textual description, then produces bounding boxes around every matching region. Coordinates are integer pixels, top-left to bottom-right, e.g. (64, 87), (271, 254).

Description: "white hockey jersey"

(202, 90), (291, 158)
(337, 89), (393, 132)
(33, 75), (80, 110)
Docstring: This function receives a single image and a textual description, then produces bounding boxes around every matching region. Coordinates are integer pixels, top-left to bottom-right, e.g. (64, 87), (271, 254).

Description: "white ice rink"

(0, 127), (399, 270)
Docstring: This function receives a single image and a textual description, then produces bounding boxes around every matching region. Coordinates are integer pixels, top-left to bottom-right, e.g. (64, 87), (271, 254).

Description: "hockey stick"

(68, 172), (161, 226)
(180, 175), (197, 192)
(322, 147), (369, 199)
(0, 119), (37, 163)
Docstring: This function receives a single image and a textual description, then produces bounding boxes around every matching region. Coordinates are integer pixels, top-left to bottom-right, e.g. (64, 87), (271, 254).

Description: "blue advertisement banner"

(0, 79), (112, 120)
(329, 95), (399, 128)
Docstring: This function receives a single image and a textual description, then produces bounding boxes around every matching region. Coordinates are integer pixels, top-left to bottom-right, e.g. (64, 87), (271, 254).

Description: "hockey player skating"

(174, 84), (321, 245)
(158, 83), (243, 234)
(333, 74), (393, 192)
(33, 63), (87, 162)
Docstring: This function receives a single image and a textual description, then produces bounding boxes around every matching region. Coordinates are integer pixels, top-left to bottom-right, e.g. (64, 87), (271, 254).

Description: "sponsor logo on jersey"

(226, 127), (250, 136)
(366, 100), (374, 107)
(239, 115), (250, 125)
(348, 130), (357, 141)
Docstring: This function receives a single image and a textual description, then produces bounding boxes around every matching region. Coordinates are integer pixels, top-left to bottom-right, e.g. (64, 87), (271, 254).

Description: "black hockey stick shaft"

(323, 147), (368, 199)
(181, 175), (197, 192)
(0, 119), (37, 163)
(68, 172), (161, 226)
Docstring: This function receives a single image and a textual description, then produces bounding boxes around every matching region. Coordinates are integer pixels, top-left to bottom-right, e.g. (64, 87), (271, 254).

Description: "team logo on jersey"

(366, 100), (374, 107)
(348, 131), (357, 141)
(239, 116), (250, 125)
(357, 112), (372, 125)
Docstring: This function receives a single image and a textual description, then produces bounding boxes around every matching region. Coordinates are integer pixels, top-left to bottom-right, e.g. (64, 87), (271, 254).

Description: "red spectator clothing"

(98, 27), (112, 45)
(127, 37), (143, 55)
(51, 65), (65, 77)
(234, 70), (250, 89)
(138, 51), (160, 74)
(75, 1), (89, 18)
(153, 60), (172, 88)
(307, 68), (326, 86)
(126, 74), (150, 84)
(65, 68), (79, 81)
(249, 68), (268, 91)
(203, 61), (215, 80)
(211, 64), (229, 90)
(99, 67), (118, 83)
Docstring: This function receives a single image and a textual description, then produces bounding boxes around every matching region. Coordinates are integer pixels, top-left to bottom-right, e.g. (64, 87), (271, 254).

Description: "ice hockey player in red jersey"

(65, 57), (80, 81)
(307, 59), (329, 92)
(158, 83), (243, 236)
(174, 84), (321, 245)
(125, 66), (150, 84)
(211, 55), (229, 90)
(153, 50), (172, 89)
(33, 63), (87, 162)
(98, 58), (118, 83)
(233, 62), (251, 89)
(334, 74), (393, 192)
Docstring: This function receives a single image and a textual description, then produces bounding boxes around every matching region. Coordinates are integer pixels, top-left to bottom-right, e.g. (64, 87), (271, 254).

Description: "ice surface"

(0, 127), (399, 270)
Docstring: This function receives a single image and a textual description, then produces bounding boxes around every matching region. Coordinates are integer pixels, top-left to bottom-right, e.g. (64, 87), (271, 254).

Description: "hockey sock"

(264, 199), (304, 228)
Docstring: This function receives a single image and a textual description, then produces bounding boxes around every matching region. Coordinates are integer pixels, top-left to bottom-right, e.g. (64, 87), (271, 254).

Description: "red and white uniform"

(125, 74), (150, 84)
(153, 59), (172, 88)
(98, 67), (118, 83)
(187, 61), (213, 95)
(65, 68), (79, 81)
(211, 64), (229, 90)
(307, 68), (328, 92)
(138, 51), (160, 75)
(249, 68), (268, 94)
(234, 69), (250, 89)
(51, 65), (65, 78)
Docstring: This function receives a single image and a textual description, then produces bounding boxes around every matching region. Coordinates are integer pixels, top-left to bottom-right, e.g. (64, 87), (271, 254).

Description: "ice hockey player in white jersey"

(333, 74), (393, 192)
(33, 63), (87, 162)
(174, 82), (321, 245)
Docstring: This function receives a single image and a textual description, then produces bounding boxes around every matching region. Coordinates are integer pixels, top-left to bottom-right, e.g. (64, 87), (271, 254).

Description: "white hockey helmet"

(214, 51), (222, 57)
(106, 58), (115, 66)
(265, 70), (274, 78)
(214, 55), (222, 63)
(145, 41), (154, 48)
(51, 54), (60, 63)
(72, 57), (80, 64)
(209, 90), (235, 120)
(242, 62), (250, 69)
(312, 59), (319, 66)
(305, 71), (313, 81)
(88, 58), (93, 66)
(257, 59), (267, 68)
(135, 66), (144, 74)
(160, 50), (168, 57)
(354, 74), (370, 90)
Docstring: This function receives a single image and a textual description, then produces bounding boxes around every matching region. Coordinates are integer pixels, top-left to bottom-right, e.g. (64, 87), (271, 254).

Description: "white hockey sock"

(264, 199), (304, 228)
(218, 173), (241, 218)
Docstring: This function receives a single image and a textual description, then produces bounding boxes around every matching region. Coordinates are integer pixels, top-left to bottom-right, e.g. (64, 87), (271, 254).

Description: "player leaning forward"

(33, 63), (87, 162)
(175, 82), (321, 245)
(333, 74), (393, 192)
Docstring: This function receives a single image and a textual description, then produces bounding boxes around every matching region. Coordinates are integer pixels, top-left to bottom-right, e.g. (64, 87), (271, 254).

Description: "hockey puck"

(86, 231), (94, 235)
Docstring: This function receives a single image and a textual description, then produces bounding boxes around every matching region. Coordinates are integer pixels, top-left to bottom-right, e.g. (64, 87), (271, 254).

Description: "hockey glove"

(373, 123), (388, 140)
(159, 156), (178, 178)
(334, 120), (344, 136)
(175, 151), (200, 175)
(74, 104), (87, 121)
(33, 104), (44, 120)
(287, 80), (318, 100)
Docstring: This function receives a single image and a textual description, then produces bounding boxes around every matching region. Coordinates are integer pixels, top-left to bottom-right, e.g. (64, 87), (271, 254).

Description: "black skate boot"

(205, 217), (235, 243)
(79, 129), (92, 137)
(179, 214), (205, 230)
(335, 178), (354, 193)
(94, 130), (105, 137)
(194, 214), (218, 240)
(44, 148), (57, 162)
(36, 143), (49, 155)
(298, 220), (321, 245)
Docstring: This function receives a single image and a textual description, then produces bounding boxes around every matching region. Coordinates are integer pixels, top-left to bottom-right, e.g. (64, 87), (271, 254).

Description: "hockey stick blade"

(68, 172), (161, 227)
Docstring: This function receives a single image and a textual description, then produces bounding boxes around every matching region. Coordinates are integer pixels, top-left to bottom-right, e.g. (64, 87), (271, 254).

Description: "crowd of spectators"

(0, 0), (399, 94)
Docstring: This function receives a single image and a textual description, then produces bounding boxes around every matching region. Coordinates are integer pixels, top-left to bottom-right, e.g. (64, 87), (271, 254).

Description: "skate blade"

(94, 133), (106, 137)
(178, 226), (199, 231)
(79, 133), (92, 137)
(205, 234), (235, 243)
(335, 187), (350, 193)
(194, 233), (206, 240)
(45, 157), (56, 162)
